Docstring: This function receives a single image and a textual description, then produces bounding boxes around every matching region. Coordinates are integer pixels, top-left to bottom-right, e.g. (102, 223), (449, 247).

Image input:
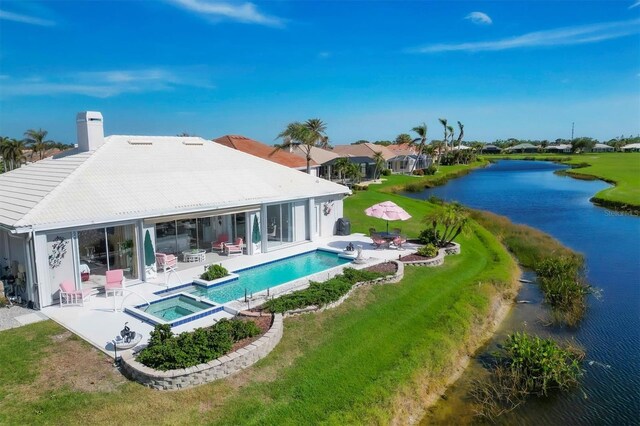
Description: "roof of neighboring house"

(547, 144), (571, 150)
(289, 145), (341, 165)
(593, 143), (613, 150)
(386, 143), (417, 156)
(324, 156), (375, 165)
(483, 145), (501, 150)
(507, 143), (538, 150)
(213, 135), (315, 169)
(0, 136), (349, 231)
(622, 143), (640, 150)
(332, 143), (396, 161)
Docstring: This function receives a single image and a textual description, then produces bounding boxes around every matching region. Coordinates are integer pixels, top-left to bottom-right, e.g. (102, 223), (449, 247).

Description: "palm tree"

(1, 138), (26, 171)
(447, 125), (454, 148)
(0, 136), (10, 172)
(345, 162), (362, 184)
(455, 121), (464, 150)
(273, 119), (328, 174)
(438, 118), (448, 152)
(395, 133), (412, 145)
(430, 140), (445, 169)
(24, 128), (51, 161)
(333, 157), (351, 184)
(409, 123), (428, 172)
(372, 151), (385, 180)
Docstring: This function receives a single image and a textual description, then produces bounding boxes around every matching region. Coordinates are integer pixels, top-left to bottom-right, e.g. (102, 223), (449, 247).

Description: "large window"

(155, 217), (228, 255)
(266, 203), (294, 249)
(77, 224), (138, 290)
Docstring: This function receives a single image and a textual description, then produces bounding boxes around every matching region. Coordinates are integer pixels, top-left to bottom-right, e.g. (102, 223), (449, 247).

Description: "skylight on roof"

(128, 140), (153, 145)
(182, 141), (204, 146)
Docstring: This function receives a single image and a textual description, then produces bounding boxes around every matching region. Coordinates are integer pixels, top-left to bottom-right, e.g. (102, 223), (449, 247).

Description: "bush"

(381, 169), (392, 176)
(416, 244), (438, 258)
(136, 318), (261, 370)
(422, 165), (437, 175)
(412, 169), (424, 176)
(263, 267), (385, 313)
(418, 228), (440, 245)
(535, 256), (591, 326)
(353, 184), (368, 191)
(0, 296), (8, 307)
(201, 264), (228, 281)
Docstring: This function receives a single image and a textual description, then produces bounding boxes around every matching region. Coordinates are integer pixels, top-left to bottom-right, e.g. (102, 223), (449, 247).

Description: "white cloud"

(0, 68), (214, 98)
(167, 0), (284, 27)
(465, 11), (492, 25)
(630, 1), (640, 9)
(0, 9), (55, 26)
(411, 18), (640, 53)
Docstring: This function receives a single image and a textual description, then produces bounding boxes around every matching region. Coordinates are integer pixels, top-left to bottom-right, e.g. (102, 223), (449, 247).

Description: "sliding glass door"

(266, 203), (294, 249)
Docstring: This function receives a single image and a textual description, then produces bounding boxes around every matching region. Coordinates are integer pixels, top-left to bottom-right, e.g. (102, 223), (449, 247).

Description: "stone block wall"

(120, 314), (283, 390)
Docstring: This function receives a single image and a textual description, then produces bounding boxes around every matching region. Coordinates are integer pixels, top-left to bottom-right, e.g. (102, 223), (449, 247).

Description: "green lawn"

(0, 163), (519, 425)
(491, 153), (640, 210)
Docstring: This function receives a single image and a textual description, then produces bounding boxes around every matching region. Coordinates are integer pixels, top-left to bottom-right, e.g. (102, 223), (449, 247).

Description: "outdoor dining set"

(364, 200), (412, 250)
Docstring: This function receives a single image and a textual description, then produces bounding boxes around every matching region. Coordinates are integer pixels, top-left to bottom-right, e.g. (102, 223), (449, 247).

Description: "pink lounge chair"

(59, 280), (93, 306)
(155, 252), (178, 273)
(211, 234), (229, 252)
(224, 238), (243, 255)
(105, 269), (125, 297)
(372, 236), (390, 250)
(392, 236), (407, 250)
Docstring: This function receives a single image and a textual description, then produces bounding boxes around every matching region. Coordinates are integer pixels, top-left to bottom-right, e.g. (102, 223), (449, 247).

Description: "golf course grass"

(0, 164), (520, 425)
(491, 153), (640, 212)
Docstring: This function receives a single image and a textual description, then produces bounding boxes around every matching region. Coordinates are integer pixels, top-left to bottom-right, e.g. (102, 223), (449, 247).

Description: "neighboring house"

(288, 145), (341, 180)
(0, 112), (349, 309)
(481, 144), (502, 154)
(213, 134), (319, 176)
(386, 143), (430, 173)
(323, 156), (382, 181)
(622, 143), (640, 152)
(592, 143), (614, 152)
(332, 143), (406, 177)
(546, 144), (572, 153)
(505, 143), (538, 153)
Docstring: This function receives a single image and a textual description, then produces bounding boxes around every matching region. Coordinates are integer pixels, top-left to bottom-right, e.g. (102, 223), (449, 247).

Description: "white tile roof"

(0, 136), (349, 231)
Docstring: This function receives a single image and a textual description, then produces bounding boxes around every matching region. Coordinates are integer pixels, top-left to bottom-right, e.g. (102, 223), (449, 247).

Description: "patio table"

(182, 249), (206, 262)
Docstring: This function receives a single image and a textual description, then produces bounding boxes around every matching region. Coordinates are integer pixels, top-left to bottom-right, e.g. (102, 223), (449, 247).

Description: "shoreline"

(486, 156), (640, 215)
(392, 273), (520, 425)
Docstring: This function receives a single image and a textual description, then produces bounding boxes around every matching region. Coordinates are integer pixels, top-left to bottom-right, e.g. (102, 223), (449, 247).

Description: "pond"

(406, 160), (640, 425)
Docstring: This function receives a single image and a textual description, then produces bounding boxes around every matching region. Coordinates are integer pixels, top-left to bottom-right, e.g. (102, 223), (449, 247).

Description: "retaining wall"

(402, 242), (460, 267)
(120, 314), (283, 390)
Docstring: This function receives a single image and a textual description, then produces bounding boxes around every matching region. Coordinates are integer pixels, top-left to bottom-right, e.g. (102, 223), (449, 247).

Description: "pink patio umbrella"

(364, 201), (412, 234)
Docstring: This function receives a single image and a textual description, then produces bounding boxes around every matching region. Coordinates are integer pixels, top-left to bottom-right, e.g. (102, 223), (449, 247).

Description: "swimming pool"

(160, 249), (351, 304)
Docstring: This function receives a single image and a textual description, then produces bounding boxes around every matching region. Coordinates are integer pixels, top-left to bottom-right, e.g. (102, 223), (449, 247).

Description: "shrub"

(422, 165), (437, 175)
(470, 332), (584, 421)
(381, 169), (392, 176)
(201, 264), (228, 281)
(353, 184), (368, 191)
(263, 267), (385, 313)
(535, 256), (592, 326)
(418, 228), (440, 245)
(136, 318), (261, 370)
(416, 244), (438, 258)
(404, 181), (426, 192)
(412, 169), (424, 176)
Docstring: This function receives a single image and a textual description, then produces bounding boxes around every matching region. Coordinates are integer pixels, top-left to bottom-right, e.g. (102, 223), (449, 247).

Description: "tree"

(438, 118), (449, 153)
(455, 121), (465, 150)
(372, 151), (385, 180)
(333, 157), (351, 184)
(409, 123), (428, 172)
(352, 139), (370, 145)
(395, 133), (412, 145)
(24, 128), (51, 161)
(571, 137), (596, 153)
(345, 162), (362, 183)
(273, 119), (328, 174)
(0, 138), (26, 171)
(423, 202), (469, 247)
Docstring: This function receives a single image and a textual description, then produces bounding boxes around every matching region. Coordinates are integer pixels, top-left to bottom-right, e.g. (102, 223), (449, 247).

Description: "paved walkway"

(0, 305), (48, 331)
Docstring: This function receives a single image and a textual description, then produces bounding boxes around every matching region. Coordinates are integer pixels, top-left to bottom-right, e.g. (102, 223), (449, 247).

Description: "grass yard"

(490, 153), (640, 210)
(0, 162), (519, 425)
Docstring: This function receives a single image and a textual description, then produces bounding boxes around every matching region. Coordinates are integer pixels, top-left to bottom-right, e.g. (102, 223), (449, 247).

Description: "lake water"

(407, 160), (640, 425)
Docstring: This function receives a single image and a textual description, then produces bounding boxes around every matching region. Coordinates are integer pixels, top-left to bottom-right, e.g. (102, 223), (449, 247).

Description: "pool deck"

(42, 234), (416, 357)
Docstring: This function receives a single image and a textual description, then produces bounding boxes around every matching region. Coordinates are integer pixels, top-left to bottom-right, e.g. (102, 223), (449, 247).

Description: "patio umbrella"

(252, 215), (261, 244)
(364, 201), (412, 233)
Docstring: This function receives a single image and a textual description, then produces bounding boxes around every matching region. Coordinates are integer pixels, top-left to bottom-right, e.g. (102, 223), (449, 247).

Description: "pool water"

(142, 295), (213, 321)
(189, 250), (351, 303)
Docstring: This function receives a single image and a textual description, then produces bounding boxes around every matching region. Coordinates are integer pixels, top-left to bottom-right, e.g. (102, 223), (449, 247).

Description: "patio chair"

(155, 252), (178, 273)
(225, 238), (244, 255)
(392, 236), (407, 250)
(267, 225), (277, 241)
(372, 236), (390, 250)
(59, 280), (93, 307)
(392, 228), (402, 236)
(105, 269), (125, 297)
(368, 227), (377, 237)
(211, 234), (229, 252)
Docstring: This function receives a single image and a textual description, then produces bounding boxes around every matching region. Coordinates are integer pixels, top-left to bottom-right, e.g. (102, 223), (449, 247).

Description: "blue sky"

(0, 0), (639, 145)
